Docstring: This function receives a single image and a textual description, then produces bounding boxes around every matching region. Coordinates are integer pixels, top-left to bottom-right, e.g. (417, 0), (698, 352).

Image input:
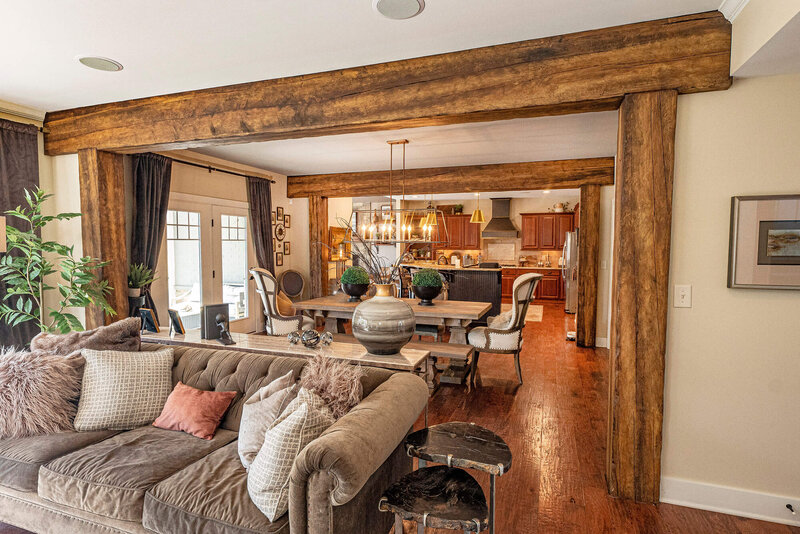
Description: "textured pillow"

(299, 354), (364, 419)
(238, 371), (298, 468)
(276, 291), (295, 317)
(153, 382), (237, 440)
(488, 310), (513, 330)
(247, 387), (335, 521)
(73, 348), (173, 431)
(30, 317), (141, 358)
(0, 349), (82, 438)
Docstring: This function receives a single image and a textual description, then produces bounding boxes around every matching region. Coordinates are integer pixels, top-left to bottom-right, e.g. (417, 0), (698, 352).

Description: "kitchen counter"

(502, 265), (563, 271)
(400, 262), (501, 272)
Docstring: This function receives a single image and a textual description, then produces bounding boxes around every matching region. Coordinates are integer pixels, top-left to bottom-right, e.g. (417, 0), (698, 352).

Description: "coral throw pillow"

(153, 382), (237, 440)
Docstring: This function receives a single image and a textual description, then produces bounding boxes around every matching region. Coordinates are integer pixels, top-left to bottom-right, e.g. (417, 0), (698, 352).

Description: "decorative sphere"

(287, 330), (302, 344)
(320, 331), (333, 345)
(301, 329), (321, 348)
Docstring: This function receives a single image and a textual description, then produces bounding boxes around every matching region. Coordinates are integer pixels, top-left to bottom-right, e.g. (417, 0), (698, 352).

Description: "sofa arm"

(288, 372), (428, 534)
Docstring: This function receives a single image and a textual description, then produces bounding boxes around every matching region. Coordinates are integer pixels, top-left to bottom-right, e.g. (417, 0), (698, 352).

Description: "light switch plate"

(674, 285), (692, 308)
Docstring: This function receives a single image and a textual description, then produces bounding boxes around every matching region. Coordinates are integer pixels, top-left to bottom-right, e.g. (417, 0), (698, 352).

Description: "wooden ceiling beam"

(43, 12), (730, 156)
(287, 157), (615, 198)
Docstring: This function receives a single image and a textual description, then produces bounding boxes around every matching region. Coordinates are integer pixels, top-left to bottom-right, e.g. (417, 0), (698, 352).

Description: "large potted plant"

(128, 263), (157, 298)
(411, 268), (443, 306)
(339, 266), (370, 302)
(0, 188), (115, 333)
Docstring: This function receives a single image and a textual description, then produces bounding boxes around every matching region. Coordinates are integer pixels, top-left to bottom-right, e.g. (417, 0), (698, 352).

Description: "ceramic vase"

(351, 284), (415, 355)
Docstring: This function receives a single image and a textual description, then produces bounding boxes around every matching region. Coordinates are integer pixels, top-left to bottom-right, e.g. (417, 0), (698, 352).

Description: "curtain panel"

(0, 118), (41, 347)
(130, 153), (172, 323)
(247, 176), (275, 274)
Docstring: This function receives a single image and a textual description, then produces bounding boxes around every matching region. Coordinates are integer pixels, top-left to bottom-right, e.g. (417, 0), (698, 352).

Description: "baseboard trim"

(661, 477), (800, 527)
(595, 337), (609, 348)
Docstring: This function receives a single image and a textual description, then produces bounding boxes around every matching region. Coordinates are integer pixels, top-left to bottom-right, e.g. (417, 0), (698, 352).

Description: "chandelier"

(350, 140), (448, 245)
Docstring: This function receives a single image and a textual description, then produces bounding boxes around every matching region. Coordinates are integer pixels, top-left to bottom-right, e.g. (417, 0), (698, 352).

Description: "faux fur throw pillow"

(299, 355), (364, 419)
(30, 317), (141, 358)
(0, 348), (82, 438)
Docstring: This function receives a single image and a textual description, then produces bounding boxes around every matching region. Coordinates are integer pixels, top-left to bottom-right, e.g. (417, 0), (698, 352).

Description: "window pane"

(189, 226), (199, 240)
(238, 229), (247, 241)
(166, 210), (202, 330)
(238, 216), (246, 228)
(221, 214), (248, 320)
(189, 212), (199, 225)
(177, 211), (188, 225)
(167, 211), (176, 224)
(221, 215), (229, 227)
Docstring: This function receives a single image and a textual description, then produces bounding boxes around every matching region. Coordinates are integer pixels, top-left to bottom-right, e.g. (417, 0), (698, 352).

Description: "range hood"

(481, 198), (519, 239)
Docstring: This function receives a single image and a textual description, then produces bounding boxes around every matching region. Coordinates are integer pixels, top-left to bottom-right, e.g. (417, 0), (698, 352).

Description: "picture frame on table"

(276, 252), (284, 267)
(139, 308), (159, 333)
(728, 194), (800, 290)
(284, 214), (291, 228)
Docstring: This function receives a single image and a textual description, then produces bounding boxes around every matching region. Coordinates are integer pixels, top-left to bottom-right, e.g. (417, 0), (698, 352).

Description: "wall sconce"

(0, 216), (6, 253)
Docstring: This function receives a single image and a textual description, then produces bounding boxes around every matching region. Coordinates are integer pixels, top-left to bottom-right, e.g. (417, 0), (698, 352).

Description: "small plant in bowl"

(128, 263), (157, 298)
(411, 268), (443, 306)
(340, 266), (371, 302)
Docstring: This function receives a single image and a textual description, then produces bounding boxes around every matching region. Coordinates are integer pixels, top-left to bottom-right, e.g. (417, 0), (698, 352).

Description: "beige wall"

(662, 73), (800, 499)
(731, 0), (800, 73)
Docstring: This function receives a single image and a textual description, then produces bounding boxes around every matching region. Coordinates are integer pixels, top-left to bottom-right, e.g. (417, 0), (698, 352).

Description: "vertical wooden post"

(308, 195), (329, 298)
(577, 184), (600, 347)
(78, 148), (129, 329)
(607, 90), (677, 503)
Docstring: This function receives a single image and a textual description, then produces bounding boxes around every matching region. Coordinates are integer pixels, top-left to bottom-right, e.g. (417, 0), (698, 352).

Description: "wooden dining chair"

(467, 273), (542, 387)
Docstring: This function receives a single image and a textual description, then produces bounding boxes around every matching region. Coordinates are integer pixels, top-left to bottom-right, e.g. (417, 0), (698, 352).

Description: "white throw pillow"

(238, 370), (298, 469)
(247, 387), (334, 521)
(73, 348), (173, 431)
(488, 310), (513, 330)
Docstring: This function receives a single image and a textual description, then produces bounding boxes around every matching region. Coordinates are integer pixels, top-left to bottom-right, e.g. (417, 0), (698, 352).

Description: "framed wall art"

(271, 211), (276, 224)
(284, 214), (291, 228)
(728, 194), (800, 290)
(276, 252), (284, 267)
(283, 242), (291, 255)
(276, 206), (284, 219)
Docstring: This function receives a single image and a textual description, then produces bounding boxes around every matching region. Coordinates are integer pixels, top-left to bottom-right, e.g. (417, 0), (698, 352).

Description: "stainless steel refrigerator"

(562, 230), (578, 314)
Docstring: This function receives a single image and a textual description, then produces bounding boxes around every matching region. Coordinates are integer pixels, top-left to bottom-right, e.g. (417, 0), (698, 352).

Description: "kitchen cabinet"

(520, 214), (538, 250)
(520, 212), (574, 251)
(501, 268), (564, 302)
(441, 214), (480, 250)
(556, 214), (574, 249)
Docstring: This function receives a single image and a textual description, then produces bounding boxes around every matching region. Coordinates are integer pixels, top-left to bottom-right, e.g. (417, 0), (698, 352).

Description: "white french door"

(153, 195), (258, 333)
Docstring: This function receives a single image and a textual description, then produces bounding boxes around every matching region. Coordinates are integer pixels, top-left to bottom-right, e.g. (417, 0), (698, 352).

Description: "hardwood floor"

(2, 303), (796, 534)
(400, 302), (799, 534)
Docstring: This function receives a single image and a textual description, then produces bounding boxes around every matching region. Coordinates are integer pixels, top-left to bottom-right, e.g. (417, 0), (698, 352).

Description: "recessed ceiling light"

(373, 0), (425, 20)
(78, 56), (123, 72)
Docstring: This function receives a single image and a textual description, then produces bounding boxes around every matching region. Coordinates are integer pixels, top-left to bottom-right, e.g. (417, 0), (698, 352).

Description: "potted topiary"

(411, 268), (443, 306)
(340, 266), (371, 302)
(128, 263), (158, 298)
(453, 204), (463, 214)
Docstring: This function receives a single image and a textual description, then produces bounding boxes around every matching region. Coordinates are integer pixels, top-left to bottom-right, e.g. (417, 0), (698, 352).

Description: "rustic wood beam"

(78, 148), (129, 328)
(288, 158), (614, 198)
(308, 196), (329, 298)
(577, 184), (600, 348)
(44, 12), (729, 156)
(607, 90), (677, 503)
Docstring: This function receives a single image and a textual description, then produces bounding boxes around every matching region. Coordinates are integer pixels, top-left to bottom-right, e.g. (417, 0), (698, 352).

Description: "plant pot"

(412, 285), (442, 306)
(341, 283), (370, 302)
(128, 287), (142, 298)
(351, 284), (415, 355)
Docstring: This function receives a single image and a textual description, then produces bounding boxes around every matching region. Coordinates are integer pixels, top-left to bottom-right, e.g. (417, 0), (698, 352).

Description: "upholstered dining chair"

(467, 272), (542, 387)
(277, 269), (306, 301)
(250, 268), (314, 335)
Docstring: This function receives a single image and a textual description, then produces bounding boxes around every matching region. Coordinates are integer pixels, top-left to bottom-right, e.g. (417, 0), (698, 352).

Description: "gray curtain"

(0, 119), (41, 347)
(130, 153), (172, 323)
(247, 177), (275, 274)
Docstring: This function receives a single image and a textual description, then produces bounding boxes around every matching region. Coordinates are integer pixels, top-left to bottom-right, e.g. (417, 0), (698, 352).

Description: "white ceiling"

(2, 0), (720, 112)
(195, 111), (619, 175)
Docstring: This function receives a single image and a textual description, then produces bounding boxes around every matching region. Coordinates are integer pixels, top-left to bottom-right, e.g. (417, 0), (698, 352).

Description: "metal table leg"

(489, 474), (496, 534)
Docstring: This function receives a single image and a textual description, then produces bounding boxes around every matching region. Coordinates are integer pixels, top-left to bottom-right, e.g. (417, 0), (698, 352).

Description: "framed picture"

(168, 309), (186, 335)
(273, 237), (276, 250)
(139, 308), (159, 333)
(271, 211), (276, 224)
(283, 242), (291, 255)
(276, 252), (284, 267)
(276, 206), (284, 219)
(284, 214), (291, 228)
(728, 194), (800, 290)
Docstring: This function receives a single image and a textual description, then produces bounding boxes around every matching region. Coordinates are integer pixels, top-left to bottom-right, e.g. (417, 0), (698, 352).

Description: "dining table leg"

(323, 315), (347, 333)
(448, 323), (468, 344)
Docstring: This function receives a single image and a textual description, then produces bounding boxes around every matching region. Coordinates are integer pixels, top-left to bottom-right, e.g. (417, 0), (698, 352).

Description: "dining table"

(293, 294), (492, 345)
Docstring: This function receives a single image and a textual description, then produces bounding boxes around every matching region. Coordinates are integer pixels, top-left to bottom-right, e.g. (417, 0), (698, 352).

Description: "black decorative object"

(411, 284), (441, 306)
(200, 303), (229, 340)
(215, 313), (235, 346)
(320, 331), (333, 345)
(341, 283), (370, 302)
(300, 329), (321, 348)
(288, 330), (302, 344)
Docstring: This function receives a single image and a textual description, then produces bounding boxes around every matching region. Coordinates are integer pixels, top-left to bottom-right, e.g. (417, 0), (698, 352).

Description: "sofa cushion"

(0, 430), (118, 492)
(143, 442), (288, 534)
(38, 425), (236, 522)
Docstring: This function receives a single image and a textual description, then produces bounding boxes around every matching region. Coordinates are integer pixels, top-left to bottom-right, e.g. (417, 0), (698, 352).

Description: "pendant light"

(470, 192), (486, 224)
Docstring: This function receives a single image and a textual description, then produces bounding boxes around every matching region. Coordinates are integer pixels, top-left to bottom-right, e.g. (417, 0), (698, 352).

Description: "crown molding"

(719, 0), (749, 21)
(0, 100), (46, 122)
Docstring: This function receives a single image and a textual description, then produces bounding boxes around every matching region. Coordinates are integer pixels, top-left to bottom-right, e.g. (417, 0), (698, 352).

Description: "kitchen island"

(401, 263), (502, 318)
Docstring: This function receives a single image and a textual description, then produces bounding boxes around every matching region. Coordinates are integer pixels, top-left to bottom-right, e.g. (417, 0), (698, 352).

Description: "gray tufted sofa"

(0, 343), (429, 534)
